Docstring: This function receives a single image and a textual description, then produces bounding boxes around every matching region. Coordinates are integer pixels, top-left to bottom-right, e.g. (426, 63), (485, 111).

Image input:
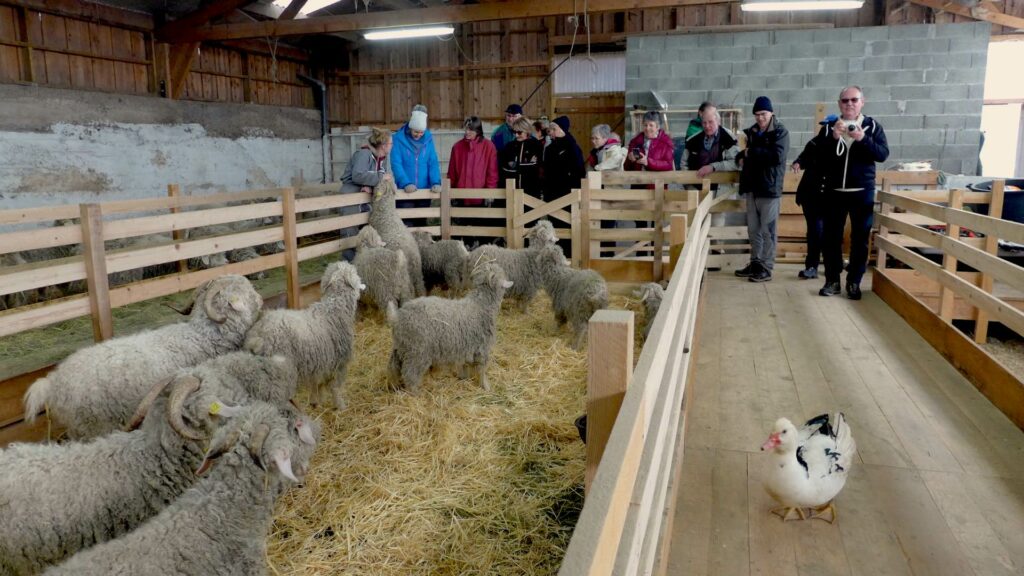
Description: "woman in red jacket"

(624, 111), (675, 172)
(448, 116), (499, 237)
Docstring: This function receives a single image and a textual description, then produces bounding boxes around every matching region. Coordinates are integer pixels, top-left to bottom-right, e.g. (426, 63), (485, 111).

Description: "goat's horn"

(203, 280), (228, 323)
(123, 376), (176, 432)
(248, 423), (272, 471)
(273, 452), (299, 483)
(167, 375), (205, 440)
(196, 427), (241, 476)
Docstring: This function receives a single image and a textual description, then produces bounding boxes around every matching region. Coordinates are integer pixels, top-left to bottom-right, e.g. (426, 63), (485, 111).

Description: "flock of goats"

(0, 178), (667, 576)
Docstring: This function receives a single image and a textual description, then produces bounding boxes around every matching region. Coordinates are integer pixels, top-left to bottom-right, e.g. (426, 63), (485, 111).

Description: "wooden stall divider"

(938, 188), (962, 321)
(974, 179), (1005, 344)
(505, 179), (517, 248)
(441, 179), (452, 240)
(586, 309), (634, 495)
(668, 214), (688, 277)
(281, 188), (301, 309)
(653, 179), (665, 282)
(166, 184), (188, 274)
(79, 204), (114, 342)
(582, 172), (598, 269)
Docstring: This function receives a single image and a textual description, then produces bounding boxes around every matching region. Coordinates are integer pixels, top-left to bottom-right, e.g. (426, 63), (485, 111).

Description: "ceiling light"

(741, 0), (863, 10)
(364, 26), (455, 40)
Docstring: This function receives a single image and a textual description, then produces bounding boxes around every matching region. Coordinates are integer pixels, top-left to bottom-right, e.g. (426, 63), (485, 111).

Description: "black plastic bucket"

(965, 179), (1024, 223)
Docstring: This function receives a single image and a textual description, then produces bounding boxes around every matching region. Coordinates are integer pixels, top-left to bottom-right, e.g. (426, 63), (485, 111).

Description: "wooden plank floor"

(667, 264), (1024, 576)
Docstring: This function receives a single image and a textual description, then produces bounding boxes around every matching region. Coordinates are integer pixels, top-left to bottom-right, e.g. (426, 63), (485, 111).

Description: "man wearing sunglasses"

(799, 86), (889, 300)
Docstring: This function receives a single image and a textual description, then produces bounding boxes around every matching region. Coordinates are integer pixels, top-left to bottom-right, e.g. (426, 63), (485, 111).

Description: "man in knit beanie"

(734, 95), (789, 283)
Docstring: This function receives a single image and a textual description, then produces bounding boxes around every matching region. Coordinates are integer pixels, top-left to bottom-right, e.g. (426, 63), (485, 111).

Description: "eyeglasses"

(840, 97), (860, 104)
(513, 130), (525, 135)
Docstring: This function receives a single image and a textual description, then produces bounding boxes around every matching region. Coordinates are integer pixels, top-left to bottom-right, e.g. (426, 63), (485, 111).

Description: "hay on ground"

(266, 292), (642, 576)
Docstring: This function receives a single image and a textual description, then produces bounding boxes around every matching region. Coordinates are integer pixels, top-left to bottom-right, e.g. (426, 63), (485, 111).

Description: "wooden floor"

(667, 264), (1024, 576)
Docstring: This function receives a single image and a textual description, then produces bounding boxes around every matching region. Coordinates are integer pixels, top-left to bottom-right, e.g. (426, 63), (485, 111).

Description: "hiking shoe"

(749, 269), (773, 283)
(819, 281), (842, 296)
(846, 282), (862, 300)
(735, 262), (759, 278)
(798, 267), (818, 279)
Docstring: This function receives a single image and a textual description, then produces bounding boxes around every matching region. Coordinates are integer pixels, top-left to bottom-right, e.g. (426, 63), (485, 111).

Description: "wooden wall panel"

(0, 6), (20, 83)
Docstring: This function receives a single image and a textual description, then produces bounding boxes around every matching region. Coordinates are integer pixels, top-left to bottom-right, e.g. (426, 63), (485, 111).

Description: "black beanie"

(753, 96), (773, 113)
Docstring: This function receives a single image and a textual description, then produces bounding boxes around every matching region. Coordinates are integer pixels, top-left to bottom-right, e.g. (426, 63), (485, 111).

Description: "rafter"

(156, 0), (258, 41)
(162, 0), (695, 42)
(279, 0), (310, 20)
(909, 0), (1024, 30)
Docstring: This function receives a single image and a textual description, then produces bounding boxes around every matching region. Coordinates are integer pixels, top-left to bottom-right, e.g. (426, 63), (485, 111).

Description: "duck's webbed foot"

(809, 501), (837, 524)
(770, 506), (807, 521)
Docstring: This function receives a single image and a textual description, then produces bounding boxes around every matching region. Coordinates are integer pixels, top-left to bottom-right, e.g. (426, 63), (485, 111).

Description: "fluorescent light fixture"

(741, 0), (863, 10)
(271, 0), (338, 17)
(364, 26), (455, 40)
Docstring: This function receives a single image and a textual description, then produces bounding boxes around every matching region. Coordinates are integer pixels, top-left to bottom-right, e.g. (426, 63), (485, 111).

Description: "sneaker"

(819, 281), (842, 296)
(846, 282), (862, 300)
(735, 262), (759, 278)
(798, 267), (818, 279)
(749, 268), (773, 282)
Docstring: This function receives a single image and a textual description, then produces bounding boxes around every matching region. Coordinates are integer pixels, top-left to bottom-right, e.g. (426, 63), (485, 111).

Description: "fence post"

(668, 213), (688, 277)
(167, 184), (188, 274)
(938, 188), (962, 321)
(505, 179), (516, 248)
(512, 184), (525, 250)
(441, 178), (452, 240)
(581, 173), (595, 269)
(876, 179), (892, 272)
(974, 179), (1005, 344)
(586, 309), (634, 495)
(282, 187), (301, 309)
(653, 178), (665, 282)
(80, 203), (113, 342)
(571, 203), (582, 268)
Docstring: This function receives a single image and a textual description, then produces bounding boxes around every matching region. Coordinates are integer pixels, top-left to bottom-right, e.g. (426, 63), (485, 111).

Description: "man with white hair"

(680, 104), (740, 175)
(802, 86), (889, 300)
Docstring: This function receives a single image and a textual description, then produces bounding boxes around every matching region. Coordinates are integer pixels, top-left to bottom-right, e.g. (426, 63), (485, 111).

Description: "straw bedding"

(266, 292), (639, 575)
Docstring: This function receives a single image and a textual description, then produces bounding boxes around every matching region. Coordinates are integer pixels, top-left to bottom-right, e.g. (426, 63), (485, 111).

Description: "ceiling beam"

(909, 0), (1024, 30)
(162, 0), (695, 42)
(156, 0), (258, 41)
(279, 0), (310, 20)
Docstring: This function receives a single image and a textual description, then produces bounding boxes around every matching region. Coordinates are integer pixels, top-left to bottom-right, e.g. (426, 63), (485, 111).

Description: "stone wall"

(626, 22), (990, 175)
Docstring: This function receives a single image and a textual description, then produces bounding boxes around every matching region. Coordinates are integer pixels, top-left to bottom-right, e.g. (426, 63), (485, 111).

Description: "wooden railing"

(560, 173), (714, 576)
(873, 177), (1024, 428)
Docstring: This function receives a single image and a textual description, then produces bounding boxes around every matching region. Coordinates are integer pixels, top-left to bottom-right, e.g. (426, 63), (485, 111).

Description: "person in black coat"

(499, 117), (543, 198)
(805, 86), (889, 300)
(791, 115), (835, 280)
(542, 115), (585, 201)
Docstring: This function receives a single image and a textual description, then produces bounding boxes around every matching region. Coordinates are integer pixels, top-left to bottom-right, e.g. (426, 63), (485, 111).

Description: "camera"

(845, 122), (858, 132)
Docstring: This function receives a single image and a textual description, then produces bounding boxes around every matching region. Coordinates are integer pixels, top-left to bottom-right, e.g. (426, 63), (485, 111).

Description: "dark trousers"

(823, 194), (874, 285)
(802, 200), (824, 270)
(397, 199), (429, 228)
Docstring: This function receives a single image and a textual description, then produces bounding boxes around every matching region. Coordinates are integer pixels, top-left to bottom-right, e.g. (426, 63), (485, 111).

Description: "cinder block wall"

(626, 23), (990, 175)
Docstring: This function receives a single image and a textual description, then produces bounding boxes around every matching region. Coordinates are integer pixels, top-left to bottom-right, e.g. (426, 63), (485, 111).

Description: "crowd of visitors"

(340, 85), (888, 298)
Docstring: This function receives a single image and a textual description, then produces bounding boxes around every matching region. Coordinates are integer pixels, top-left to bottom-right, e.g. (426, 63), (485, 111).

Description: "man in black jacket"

(735, 96), (789, 283)
(808, 86), (890, 300)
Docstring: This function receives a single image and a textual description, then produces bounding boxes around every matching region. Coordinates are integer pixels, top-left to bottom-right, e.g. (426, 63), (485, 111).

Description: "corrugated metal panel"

(553, 53), (625, 94)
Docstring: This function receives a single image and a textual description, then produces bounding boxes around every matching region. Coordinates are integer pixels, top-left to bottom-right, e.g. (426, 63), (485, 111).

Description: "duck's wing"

(799, 412), (855, 477)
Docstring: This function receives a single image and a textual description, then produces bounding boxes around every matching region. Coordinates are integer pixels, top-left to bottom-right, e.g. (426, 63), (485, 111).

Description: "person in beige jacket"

(587, 124), (627, 172)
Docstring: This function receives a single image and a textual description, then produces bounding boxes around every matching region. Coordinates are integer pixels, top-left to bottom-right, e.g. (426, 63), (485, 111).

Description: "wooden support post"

(586, 309), (634, 495)
(505, 178), (517, 247)
(653, 178), (665, 282)
(241, 51), (252, 103)
(15, 5), (33, 84)
(974, 179), (1005, 344)
(583, 172), (598, 269)
(876, 179), (892, 272)
(168, 42), (199, 99)
(166, 184), (188, 274)
(512, 184), (525, 249)
(80, 204), (113, 342)
(571, 203), (582, 269)
(440, 178), (452, 240)
(282, 188), (301, 309)
(668, 213), (688, 276)
(938, 188), (962, 321)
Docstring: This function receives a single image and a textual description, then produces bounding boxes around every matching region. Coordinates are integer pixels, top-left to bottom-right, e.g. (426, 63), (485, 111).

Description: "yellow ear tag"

(209, 402), (222, 415)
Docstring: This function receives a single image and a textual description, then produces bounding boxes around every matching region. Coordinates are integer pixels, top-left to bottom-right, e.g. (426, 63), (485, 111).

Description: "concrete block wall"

(626, 23), (990, 175)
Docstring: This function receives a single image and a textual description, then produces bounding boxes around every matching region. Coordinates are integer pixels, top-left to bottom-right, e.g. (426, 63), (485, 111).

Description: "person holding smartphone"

(624, 111), (674, 173)
(799, 86), (889, 300)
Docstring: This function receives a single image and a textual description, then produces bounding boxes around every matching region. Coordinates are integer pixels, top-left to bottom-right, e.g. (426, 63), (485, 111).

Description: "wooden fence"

(873, 177), (1024, 428)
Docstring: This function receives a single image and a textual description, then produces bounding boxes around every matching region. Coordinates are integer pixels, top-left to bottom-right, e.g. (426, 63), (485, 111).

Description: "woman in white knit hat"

(391, 104), (441, 227)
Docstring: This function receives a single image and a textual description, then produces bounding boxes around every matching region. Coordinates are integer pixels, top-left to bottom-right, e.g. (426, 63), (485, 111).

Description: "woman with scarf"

(587, 124), (627, 172)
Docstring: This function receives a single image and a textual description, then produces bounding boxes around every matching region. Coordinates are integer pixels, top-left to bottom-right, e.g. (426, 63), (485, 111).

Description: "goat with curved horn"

(195, 427), (241, 476)
(123, 377), (176, 432)
(203, 280), (228, 323)
(167, 376), (204, 440)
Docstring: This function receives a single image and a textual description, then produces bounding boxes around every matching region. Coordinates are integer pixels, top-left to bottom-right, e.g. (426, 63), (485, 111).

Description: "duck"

(760, 412), (856, 523)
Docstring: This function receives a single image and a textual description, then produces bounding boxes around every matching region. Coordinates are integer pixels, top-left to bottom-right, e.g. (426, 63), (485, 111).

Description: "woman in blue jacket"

(392, 105), (441, 227)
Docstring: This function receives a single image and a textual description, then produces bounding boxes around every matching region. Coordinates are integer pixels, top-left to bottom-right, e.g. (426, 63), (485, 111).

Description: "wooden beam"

(168, 42), (199, 99)
(79, 204), (113, 342)
(586, 310), (635, 495)
(909, 0), (1024, 30)
(163, 0), (707, 42)
(156, 0), (258, 41)
(279, 0), (309, 20)
(0, 0), (153, 31)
